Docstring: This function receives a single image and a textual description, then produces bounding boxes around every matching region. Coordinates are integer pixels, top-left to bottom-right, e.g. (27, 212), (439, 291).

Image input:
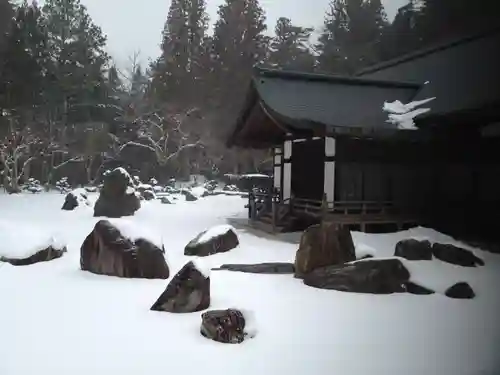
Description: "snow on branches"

(114, 107), (205, 166)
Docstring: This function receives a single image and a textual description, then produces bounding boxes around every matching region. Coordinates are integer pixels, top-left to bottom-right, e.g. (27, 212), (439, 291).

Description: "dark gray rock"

(93, 168), (141, 218)
(212, 262), (295, 274)
(404, 281), (435, 295)
(150, 261), (210, 313)
(184, 227), (239, 257)
(445, 282), (475, 299)
(395, 239), (433, 260)
(0, 246), (67, 266)
(303, 258), (410, 294)
(200, 309), (247, 344)
(294, 223), (356, 278)
(80, 220), (169, 279)
(432, 243), (484, 267)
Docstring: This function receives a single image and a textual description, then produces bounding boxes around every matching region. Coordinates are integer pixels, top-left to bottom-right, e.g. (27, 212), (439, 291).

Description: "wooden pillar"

(283, 139), (292, 200)
(324, 136), (336, 208)
(273, 146), (282, 194)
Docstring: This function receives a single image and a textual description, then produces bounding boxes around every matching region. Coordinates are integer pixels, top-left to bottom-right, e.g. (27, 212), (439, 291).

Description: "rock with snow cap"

(62, 189), (90, 210)
(93, 167), (141, 218)
(200, 309), (251, 344)
(80, 220), (169, 279)
(184, 225), (239, 257)
(1, 244), (67, 266)
(150, 261), (210, 313)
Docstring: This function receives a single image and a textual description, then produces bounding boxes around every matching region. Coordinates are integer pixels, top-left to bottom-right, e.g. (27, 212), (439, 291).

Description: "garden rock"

(150, 261), (210, 313)
(303, 258), (410, 294)
(394, 239), (433, 260)
(200, 309), (248, 344)
(294, 222), (356, 278)
(93, 167), (141, 218)
(184, 225), (239, 257)
(80, 220), (169, 279)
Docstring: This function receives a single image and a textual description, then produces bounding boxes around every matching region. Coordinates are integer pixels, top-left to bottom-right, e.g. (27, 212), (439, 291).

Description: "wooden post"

(271, 195), (277, 233)
(321, 193), (328, 223)
(248, 191), (254, 220)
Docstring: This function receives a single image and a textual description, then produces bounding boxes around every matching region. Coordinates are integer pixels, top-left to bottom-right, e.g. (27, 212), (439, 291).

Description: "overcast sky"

(75, 0), (410, 69)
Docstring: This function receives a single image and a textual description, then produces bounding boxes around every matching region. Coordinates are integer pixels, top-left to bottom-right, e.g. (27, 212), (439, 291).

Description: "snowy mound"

(107, 219), (164, 250)
(0, 221), (65, 259)
(190, 186), (208, 198)
(197, 224), (235, 244)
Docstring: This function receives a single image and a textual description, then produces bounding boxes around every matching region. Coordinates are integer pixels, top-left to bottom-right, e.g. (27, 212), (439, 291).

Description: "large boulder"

(93, 167), (141, 218)
(394, 239), (433, 260)
(184, 225), (239, 257)
(303, 258), (411, 294)
(0, 245), (66, 266)
(62, 189), (90, 211)
(294, 222), (356, 279)
(80, 220), (169, 279)
(212, 262), (295, 274)
(200, 309), (248, 344)
(150, 261), (210, 313)
(432, 243), (484, 267)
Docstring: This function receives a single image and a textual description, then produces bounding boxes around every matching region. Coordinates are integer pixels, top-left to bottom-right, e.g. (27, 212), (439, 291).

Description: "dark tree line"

(1, 0), (497, 190)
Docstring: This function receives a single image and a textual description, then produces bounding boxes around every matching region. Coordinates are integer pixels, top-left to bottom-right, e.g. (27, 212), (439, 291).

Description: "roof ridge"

(253, 66), (421, 89)
(356, 26), (500, 76)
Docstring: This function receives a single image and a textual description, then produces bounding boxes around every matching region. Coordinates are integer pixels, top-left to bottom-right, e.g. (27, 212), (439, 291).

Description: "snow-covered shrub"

(23, 178), (43, 194)
(55, 177), (71, 193)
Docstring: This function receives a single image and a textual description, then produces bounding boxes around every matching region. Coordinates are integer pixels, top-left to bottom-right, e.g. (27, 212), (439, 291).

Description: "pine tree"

(0, 0), (14, 56)
(416, 0), (500, 46)
(267, 17), (315, 71)
(151, 0), (208, 106)
(211, 0), (268, 110)
(379, 1), (421, 60)
(41, 0), (109, 124)
(0, 1), (48, 117)
(316, 0), (388, 74)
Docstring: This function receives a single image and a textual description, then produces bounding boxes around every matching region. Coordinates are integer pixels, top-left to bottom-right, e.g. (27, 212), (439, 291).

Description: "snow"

(125, 186), (135, 194)
(191, 257), (211, 279)
(138, 183), (153, 190)
(108, 219), (165, 250)
(197, 224), (235, 244)
(0, 192), (500, 375)
(190, 185), (208, 197)
(383, 97), (436, 130)
(0, 220), (65, 259)
(240, 174), (271, 179)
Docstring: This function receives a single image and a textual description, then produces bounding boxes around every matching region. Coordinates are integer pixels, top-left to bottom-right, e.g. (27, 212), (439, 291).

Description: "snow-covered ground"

(0, 192), (500, 375)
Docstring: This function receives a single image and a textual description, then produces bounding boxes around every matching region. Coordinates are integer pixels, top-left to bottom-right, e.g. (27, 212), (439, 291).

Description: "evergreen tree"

(0, 0), (14, 56)
(316, 0), (388, 75)
(379, 1), (421, 61)
(415, 0), (500, 46)
(151, 0), (208, 106)
(41, 0), (109, 125)
(0, 1), (48, 118)
(211, 0), (268, 111)
(267, 17), (315, 71)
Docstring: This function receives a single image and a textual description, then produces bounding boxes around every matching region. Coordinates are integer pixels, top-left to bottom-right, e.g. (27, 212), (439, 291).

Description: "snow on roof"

(197, 224), (236, 244)
(0, 221), (66, 259)
(240, 174), (271, 179)
(383, 97), (436, 130)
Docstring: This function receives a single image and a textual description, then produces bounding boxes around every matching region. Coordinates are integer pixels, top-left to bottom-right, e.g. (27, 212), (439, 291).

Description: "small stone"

(445, 282), (475, 299)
